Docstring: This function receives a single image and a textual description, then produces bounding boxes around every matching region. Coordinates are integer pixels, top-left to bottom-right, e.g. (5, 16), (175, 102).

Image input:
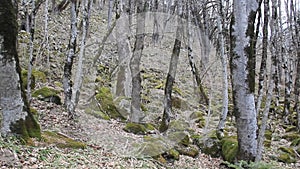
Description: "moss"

(42, 131), (86, 149)
(166, 148), (180, 161)
(175, 144), (199, 158)
(32, 70), (47, 83)
(198, 132), (221, 158)
(290, 138), (300, 147)
(285, 126), (297, 132)
(123, 122), (156, 135)
(189, 111), (206, 128)
(169, 120), (190, 131)
(191, 134), (202, 146)
(32, 87), (61, 105)
(95, 87), (125, 120)
(54, 81), (63, 88)
(264, 130), (272, 140)
(278, 147), (296, 157)
(264, 140), (271, 148)
(21, 70), (36, 90)
(221, 136), (238, 163)
(172, 86), (183, 96)
(282, 132), (300, 141)
(167, 131), (190, 146)
(154, 83), (164, 89)
(277, 153), (296, 163)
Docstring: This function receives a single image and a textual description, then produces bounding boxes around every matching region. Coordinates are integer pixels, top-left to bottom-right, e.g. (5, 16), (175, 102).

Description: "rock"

(175, 144), (199, 158)
(21, 69), (36, 90)
(42, 131), (86, 149)
(221, 136), (238, 163)
(189, 111), (206, 128)
(32, 86), (62, 105)
(167, 131), (190, 146)
(123, 122), (156, 135)
(95, 87), (125, 120)
(196, 131), (221, 158)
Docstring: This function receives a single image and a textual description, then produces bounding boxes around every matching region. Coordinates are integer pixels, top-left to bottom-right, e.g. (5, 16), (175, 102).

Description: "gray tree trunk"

(63, 0), (77, 118)
(216, 0), (229, 139)
(0, 1), (40, 138)
(129, 0), (145, 123)
(71, 0), (92, 113)
(160, 0), (183, 132)
(256, 0), (271, 162)
(231, 0), (258, 162)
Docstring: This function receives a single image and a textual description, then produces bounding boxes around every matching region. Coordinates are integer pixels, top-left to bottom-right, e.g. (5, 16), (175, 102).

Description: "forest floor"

(1, 97), (299, 168)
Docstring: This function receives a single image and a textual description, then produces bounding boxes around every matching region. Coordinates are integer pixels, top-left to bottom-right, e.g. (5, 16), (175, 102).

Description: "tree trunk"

(63, 0), (77, 118)
(255, 0), (271, 162)
(216, 0), (229, 139)
(230, 0), (258, 162)
(0, 0), (40, 139)
(71, 0), (92, 113)
(129, 0), (145, 123)
(160, 0), (183, 132)
(255, 0), (267, 116)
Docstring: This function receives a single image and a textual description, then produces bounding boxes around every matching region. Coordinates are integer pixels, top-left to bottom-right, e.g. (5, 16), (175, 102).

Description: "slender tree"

(160, 0), (184, 132)
(130, 0), (146, 123)
(63, 0), (78, 117)
(230, 0), (258, 162)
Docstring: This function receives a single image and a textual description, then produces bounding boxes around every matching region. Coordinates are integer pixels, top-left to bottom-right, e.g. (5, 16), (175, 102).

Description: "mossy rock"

(290, 137), (300, 147)
(191, 134), (203, 146)
(87, 109), (110, 120)
(221, 136), (238, 163)
(278, 146), (296, 157)
(21, 69), (36, 90)
(197, 131), (221, 158)
(189, 111), (205, 128)
(167, 131), (190, 146)
(164, 148), (180, 161)
(95, 87), (125, 120)
(42, 131), (86, 149)
(282, 132), (300, 141)
(277, 153), (296, 163)
(169, 120), (190, 131)
(123, 122), (156, 135)
(32, 87), (61, 105)
(175, 144), (199, 158)
(136, 136), (169, 157)
(32, 70), (47, 83)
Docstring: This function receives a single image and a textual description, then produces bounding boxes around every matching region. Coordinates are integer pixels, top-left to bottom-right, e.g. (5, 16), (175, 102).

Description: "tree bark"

(160, 0), (183, 132)
(0, 0), (40, 139)
(63, 0), (77, 118)
(230, 0), (258, 162)
(216, 0), (229, 139)
(129, 0), (145, 123)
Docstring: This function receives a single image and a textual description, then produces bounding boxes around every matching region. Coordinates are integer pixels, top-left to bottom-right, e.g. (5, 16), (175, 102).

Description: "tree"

(230, 0), (258, 162)
(63, 0), (78, 117)
(129, 0), (146, 123)
(160, 0), (183, 132)
(0, 0), (40, 139)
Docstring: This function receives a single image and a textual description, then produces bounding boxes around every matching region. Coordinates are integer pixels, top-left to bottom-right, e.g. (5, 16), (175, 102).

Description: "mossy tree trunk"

(230, 0), (258, 162)
(0, 1), (41, 139)
(160, 0), (183, 132)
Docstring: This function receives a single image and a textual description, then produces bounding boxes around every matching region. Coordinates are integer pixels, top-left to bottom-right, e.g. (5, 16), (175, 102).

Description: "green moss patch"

(277, 153), (296, 163)
(21, 70), (36, 90)
(175, 144), (199, 158)
(95, 87), (125, 120)
(123, 122), (156, 135)
(42, 131), (86, 149)
(278, 147), (296, 157)
(32, 87), (62, 105)
(282, 132), (300, 141)
(221, 136), (238, 163)
(291, 137), (300, 147)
